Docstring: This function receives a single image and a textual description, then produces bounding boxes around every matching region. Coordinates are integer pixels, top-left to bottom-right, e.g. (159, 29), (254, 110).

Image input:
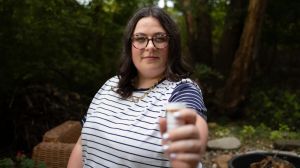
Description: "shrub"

(240, 125), (256, 139)
(246, 88), (300, 131)
(192, 64), (225, 115)
(2, 84), (86, 157)
(0, 158), (14, 168)
(0, 151), (46, 168)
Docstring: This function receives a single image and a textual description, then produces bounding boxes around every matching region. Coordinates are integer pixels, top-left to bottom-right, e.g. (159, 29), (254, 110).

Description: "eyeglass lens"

(132, 34), (169, 49)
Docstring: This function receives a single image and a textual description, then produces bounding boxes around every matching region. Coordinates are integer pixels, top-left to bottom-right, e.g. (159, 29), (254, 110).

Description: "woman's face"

(131, 17), (168, 80)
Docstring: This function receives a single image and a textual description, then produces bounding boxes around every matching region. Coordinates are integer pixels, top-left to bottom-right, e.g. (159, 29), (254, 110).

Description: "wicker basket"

(32, 120), (81, 168)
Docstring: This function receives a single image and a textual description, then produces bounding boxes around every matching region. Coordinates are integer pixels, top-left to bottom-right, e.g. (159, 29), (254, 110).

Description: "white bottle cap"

(166, 102), (186, 130)
(166, 102), (186, 111)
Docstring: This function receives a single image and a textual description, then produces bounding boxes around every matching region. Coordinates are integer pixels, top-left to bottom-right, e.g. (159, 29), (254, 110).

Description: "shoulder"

(100, 76), (119, 89)
(164, 78), (199, 88)
(170, 78), (202, 93)
(106, 75), (119, 85)
(169, 78), (203, 99)
(168, 78), (207, 120)
(92, 76), (119, 97)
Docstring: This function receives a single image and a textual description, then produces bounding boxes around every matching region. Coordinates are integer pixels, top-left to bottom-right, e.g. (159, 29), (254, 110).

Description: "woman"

(68, 6), (208, 168)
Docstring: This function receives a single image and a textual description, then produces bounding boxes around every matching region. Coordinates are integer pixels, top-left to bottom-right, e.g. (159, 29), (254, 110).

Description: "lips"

(143, 56), (159, 59)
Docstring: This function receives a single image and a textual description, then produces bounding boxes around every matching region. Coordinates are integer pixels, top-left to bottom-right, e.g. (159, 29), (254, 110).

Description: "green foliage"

(0, 152), (46, 168)
(214, 126), (231, 137)
(246, 87), (300, 131)
(209, 0), (229, 47)
(1, 0), (100, 95)
(0, 0), (160, 98)
(240, 125), (256, 139)
(210, 123), (233, 137)
(263, 0), (299, 48)
(269, 124), (299, 140)
(232, 123), (300, 142)
(0, 0), (153, 97)
(269, 130), (283, 140)
(210, 122), (300, 153)
(192, 64), (225, 114)
(193, 64), (224, 80)
(0, 158), (14, 168)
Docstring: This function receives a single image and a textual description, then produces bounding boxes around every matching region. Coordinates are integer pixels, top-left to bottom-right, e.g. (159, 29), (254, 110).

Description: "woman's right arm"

(67, 136), (83, 168)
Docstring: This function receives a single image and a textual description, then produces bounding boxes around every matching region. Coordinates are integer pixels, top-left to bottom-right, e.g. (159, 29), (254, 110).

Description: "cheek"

(131, 46), (139, 57)
(131, 47), (141, 65)
(161, 49), (169, 64)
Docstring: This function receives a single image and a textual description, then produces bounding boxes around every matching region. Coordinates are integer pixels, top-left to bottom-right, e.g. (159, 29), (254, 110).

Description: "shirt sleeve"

(168, 82), (207, 120)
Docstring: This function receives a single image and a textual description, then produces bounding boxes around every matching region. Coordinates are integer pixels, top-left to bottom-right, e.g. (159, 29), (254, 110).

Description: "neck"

(135, 75), (165, 89)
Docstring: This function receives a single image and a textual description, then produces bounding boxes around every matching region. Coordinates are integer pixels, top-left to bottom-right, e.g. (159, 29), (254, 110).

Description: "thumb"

(159, 118), (167, 134)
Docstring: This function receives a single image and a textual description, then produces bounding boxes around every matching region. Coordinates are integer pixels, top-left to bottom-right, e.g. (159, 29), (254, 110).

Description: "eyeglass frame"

(131, 33), (170, 50)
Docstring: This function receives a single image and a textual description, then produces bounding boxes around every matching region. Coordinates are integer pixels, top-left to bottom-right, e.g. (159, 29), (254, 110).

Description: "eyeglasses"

(131, 34), (169, 49)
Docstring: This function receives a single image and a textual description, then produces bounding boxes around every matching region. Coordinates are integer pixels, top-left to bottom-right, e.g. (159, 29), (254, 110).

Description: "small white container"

(166, 102), (186, 131)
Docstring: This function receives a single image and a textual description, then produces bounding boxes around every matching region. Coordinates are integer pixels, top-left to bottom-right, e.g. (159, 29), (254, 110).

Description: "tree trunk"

(214, 0), (248, 76)
(179, 0), (213, 66)
(221, 0), (268, 114)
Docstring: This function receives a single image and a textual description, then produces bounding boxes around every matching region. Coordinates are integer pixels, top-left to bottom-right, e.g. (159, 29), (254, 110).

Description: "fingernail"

(173, 112), (180, 118)
(162, 145), (169, 151)
(162, 133), (169, 140)
(169, 153), (176, 160)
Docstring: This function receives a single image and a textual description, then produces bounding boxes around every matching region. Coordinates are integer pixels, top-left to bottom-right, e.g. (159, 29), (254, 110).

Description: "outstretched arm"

(68, 136), (83, 168)
(160, 109), (208, 168)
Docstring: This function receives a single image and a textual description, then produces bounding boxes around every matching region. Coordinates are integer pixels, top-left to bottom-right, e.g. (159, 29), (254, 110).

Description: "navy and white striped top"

(81, 76), (206, 168)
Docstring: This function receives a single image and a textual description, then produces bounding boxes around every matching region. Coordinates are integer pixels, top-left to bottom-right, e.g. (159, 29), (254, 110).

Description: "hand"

(159, 108), (207, 168)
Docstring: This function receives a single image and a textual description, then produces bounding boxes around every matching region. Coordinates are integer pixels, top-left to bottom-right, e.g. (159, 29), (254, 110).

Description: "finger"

(175, 108), (198, 124)
(164, 139), (201, 153)
(169, 153), (201, 163)
(164, 125), (199, 141)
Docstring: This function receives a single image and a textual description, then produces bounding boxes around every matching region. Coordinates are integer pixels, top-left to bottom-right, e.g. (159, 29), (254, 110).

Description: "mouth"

(143, 56), (159, 59)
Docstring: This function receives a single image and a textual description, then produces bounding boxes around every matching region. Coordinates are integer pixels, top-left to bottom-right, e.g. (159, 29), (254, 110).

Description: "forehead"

(133, 17), (166, 34)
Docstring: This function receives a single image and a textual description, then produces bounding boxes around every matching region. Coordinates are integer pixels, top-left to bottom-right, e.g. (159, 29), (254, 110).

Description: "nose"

(145, 39), (155, 49)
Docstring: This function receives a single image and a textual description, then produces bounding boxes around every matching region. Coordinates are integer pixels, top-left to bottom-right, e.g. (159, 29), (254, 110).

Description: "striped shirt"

(82, 76), (207, 168)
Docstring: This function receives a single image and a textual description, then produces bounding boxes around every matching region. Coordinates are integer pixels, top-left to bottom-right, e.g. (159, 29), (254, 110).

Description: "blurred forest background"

(0, 0), (299, 160)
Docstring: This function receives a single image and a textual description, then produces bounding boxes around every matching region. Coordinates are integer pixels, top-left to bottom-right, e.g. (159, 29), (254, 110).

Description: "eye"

(133, 36), (147, 43)
(153, 35), (168, 43)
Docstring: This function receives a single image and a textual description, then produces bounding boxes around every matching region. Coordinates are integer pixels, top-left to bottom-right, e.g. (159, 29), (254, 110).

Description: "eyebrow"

(132, 32), (167, 37)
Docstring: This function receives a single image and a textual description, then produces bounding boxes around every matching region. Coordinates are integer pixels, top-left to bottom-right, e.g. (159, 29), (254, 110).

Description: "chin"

(142, 70), (165, 79)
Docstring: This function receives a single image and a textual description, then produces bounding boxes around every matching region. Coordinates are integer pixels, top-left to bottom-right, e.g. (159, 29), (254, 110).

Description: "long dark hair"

(117, 6), (191, 98)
